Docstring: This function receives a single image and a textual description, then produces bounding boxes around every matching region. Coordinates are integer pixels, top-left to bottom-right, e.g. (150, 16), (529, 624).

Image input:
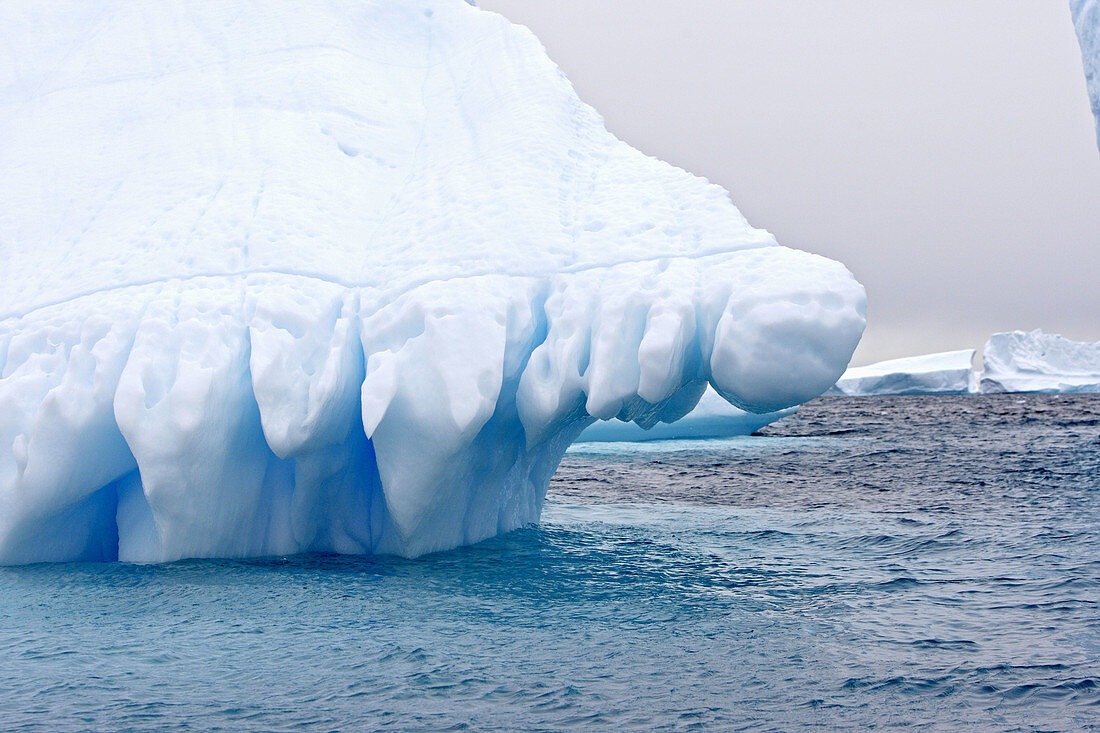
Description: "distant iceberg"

(826, 332), (1100, 397)
(1071, 0), (1100, 149)
(827, 350), (976, 396)
(0, 0), (865, 563)
(978, 330), (1100, 394)
(576, 387), (795, 442)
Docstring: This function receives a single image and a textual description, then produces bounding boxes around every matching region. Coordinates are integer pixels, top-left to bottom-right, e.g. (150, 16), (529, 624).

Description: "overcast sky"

(479, 0), (1100, 365)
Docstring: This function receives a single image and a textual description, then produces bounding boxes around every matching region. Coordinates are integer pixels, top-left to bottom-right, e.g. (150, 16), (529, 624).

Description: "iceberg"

(0, 0), (865, 564)
(978, 330), (1100, 394)
(1072, 0), (1100, 149)
(576, 387), (795, 442)
(826, 350), (977, 396)
(825, 332), (1100, 397)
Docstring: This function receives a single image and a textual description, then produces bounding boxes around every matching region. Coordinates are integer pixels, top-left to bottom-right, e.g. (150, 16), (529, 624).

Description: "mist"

(479, 0), (1100, 364)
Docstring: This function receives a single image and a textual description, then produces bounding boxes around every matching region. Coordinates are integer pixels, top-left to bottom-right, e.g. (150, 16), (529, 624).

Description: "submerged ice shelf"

(0, 0), (866, 564)
(576, 387), (795, 442)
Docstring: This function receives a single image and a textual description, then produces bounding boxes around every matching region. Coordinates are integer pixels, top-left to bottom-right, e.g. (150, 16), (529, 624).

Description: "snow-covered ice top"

(827, 350), (976, 396)
(979, 330), (1100, 394)
(0, 0), (865, 564)
(576, 387), (794, 442)
(3, 0), (828, 322)
(1072, 0), (1100, 150)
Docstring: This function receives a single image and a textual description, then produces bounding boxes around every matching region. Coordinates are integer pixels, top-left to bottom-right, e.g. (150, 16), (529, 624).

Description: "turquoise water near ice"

(1, 395), (1098, 730)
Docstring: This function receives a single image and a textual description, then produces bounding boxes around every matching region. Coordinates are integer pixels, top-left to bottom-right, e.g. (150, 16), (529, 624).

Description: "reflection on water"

(0, 395), (1097, 730)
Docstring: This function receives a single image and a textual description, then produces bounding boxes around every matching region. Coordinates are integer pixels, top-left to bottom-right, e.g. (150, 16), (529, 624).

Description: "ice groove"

(1, 247), (776, 324)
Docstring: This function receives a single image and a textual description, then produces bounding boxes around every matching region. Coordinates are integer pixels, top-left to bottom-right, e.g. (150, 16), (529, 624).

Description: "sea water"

(0, 395), (1097, 730)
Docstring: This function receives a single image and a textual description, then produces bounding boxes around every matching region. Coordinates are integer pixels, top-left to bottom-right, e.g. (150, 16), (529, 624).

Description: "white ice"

(575, 387), (795, 442)
(978, 330), (1100, 394)
(1072, 0), (1100, 149)
(827, 350), (977, 396)
(0, 0), (865, 564)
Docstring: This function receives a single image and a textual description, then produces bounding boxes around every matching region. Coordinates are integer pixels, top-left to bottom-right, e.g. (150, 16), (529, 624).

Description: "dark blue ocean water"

(1, 395), (1098, 730)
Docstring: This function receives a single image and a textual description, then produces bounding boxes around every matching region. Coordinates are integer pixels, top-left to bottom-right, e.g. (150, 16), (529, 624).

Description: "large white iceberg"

(1072, 0), (1100, 149)
(576, 387), (795, 442)
(0, 0), (865, 564)
(978, 330), (1100, 394)
(827, 350), (976, 396)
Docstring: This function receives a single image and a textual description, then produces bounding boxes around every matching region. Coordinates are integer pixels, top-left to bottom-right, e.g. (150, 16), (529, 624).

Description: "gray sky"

(479, 0), (1100, 365)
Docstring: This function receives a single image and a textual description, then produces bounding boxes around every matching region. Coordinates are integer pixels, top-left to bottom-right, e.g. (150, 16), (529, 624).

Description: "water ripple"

(0, 394), (1096, 730)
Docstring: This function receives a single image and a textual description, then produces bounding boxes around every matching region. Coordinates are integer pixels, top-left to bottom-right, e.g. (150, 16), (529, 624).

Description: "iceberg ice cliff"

(0, 0), (865, 564)
(978, 331), (1100, 394)
(827, 350), (976, 396)
(1072, 0), (1100, 149)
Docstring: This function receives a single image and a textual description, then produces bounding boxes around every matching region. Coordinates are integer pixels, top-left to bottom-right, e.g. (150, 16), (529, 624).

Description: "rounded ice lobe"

(0, 0), (865, 564)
